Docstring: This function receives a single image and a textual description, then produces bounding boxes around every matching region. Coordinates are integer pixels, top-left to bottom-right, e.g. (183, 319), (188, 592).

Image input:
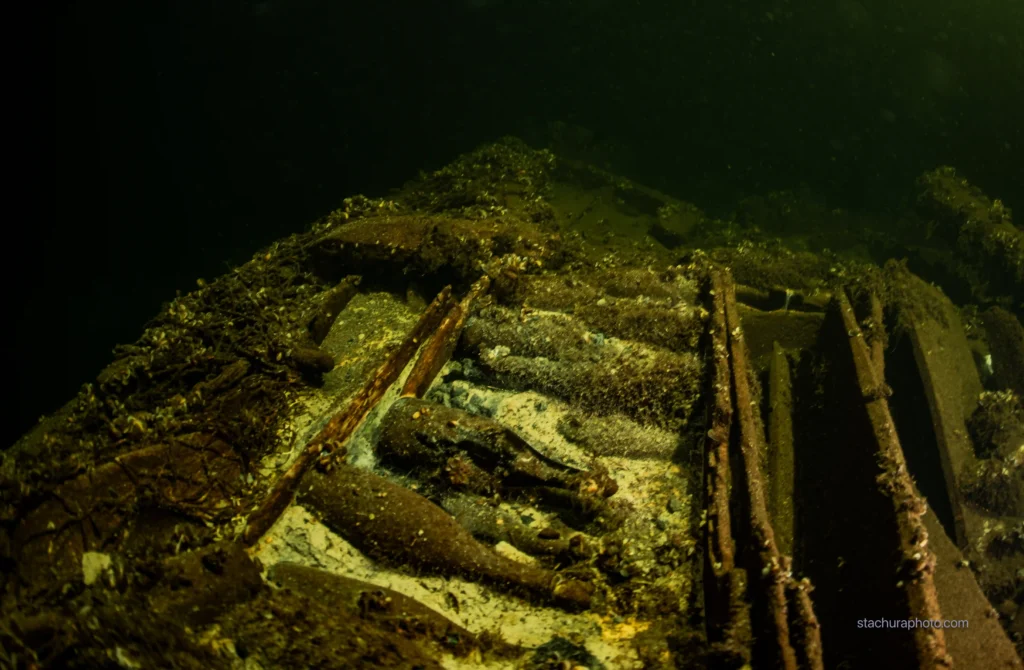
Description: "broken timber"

(240, 285), (453, 546)
(242, 275), (492, 547)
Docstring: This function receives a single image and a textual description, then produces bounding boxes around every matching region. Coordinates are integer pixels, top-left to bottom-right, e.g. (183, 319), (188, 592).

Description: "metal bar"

(836, 289), (951, 668)
(721, 272), (801, 670)
(703, 270), (748, 658)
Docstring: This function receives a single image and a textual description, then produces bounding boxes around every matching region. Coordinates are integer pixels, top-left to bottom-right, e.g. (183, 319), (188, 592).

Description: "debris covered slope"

(4, 137), (1024, 669)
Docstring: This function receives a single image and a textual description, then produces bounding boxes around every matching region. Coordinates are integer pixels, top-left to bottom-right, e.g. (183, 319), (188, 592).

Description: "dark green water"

(36, 0), (1024, 447)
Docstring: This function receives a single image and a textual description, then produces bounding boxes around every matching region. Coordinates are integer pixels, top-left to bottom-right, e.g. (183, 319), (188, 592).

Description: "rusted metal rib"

(703, 270), (748, 656)
(836, 289), (951, 668)
(241, 285), (453, 546)
(786, 569), (825, 670)
(720, 271), (801, 670)
(706, 271), (737, 575)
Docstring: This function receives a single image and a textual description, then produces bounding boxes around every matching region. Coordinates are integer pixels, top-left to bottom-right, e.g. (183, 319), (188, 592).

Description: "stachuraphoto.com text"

(857, 618), (969, 630)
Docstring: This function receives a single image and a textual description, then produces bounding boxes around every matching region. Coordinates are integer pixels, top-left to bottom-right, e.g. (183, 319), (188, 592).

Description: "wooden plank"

(769, 341), (795, 556)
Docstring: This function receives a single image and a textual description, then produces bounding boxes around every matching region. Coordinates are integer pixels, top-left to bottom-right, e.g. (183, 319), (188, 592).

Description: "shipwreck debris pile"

(3, 138), (1023, 668)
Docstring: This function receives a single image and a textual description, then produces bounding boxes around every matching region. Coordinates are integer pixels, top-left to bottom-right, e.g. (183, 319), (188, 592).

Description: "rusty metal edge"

(703, 270), (750, 658)
(720, 270), (802, 670)
(836, 289), (952, 668)
(785, 561), (825, 670)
